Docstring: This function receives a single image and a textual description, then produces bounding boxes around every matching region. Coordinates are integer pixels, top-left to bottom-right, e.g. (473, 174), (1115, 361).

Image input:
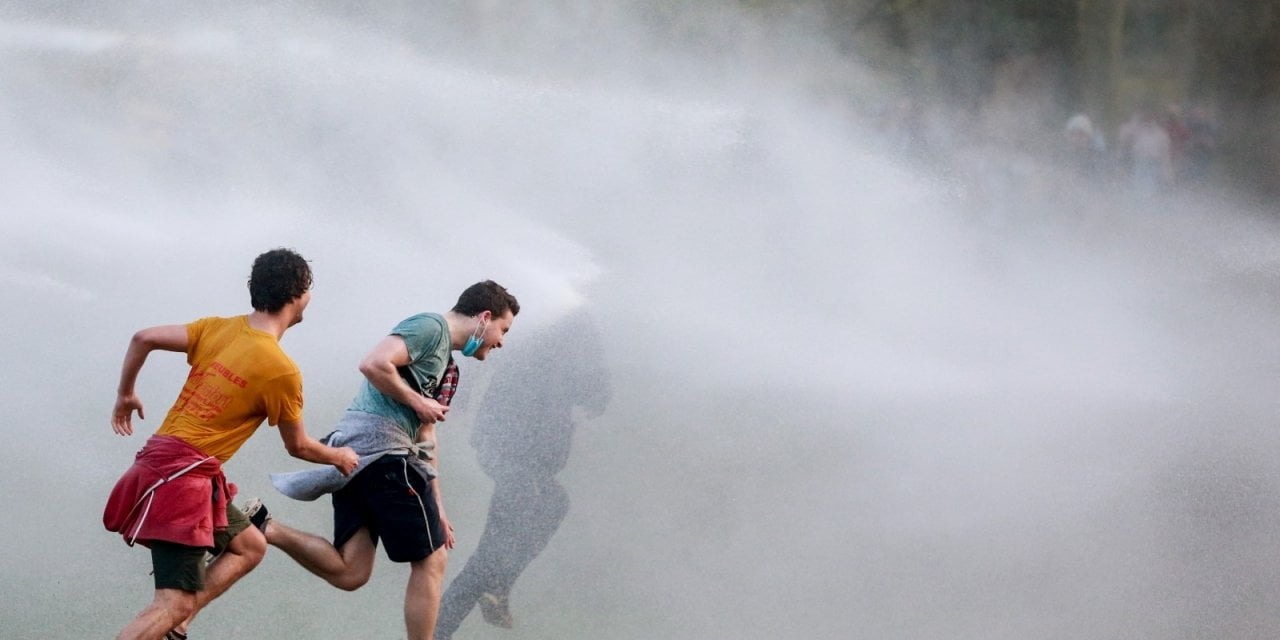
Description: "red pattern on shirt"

(434, 357), (460, 407)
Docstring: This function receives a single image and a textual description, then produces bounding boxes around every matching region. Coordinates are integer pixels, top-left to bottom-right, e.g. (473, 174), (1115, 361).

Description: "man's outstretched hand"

(112, 393), (145, 436)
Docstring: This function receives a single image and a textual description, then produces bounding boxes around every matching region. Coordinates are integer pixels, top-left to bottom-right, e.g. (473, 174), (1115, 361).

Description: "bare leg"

(265, 519), (376, 591)
(405, 548), (449, 640)
(116, 589), (195, 640)
(169, 526), (267, 635)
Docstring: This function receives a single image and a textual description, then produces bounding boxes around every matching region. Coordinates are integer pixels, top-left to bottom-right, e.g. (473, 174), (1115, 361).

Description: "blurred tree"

(1186, 0), (1280, 195)
(304, 0), (1280, 193)
(828, 0), (1279, 193)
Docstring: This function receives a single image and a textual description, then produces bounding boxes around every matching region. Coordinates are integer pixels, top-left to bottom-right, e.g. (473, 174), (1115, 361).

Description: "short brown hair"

(248, 248), (312, 313)
(451, 280), (519, 318)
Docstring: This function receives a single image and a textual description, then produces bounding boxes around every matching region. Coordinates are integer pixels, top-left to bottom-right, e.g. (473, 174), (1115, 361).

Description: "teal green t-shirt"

(348, 313), (451, 438)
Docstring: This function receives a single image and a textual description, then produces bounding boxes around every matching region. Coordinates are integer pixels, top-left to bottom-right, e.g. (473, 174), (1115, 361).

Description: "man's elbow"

(132, 326), (185, 353)
(131, 330), (155, 350)
(283, 439), (307, 458)
(358, 358), (384, 381)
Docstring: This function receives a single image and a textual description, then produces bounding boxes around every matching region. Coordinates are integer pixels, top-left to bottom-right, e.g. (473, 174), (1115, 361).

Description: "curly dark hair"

(451, 280), (519, 318)
(248, 248), (312, 313)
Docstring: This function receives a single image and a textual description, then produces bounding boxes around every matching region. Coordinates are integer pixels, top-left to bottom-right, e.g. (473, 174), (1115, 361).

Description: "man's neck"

(246, 311), (289, 339)
(443, 310), (471, 351)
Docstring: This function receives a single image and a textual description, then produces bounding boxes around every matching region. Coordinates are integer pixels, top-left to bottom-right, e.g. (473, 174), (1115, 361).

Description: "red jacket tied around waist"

(103, 435), (235, 548)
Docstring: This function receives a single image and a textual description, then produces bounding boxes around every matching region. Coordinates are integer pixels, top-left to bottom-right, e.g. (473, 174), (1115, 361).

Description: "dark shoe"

(242, 498), (270, 533)
(479, 592), (514, 629)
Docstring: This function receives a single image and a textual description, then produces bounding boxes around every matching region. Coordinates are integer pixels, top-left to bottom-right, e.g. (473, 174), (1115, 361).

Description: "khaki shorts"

(151, 502), (250, 592)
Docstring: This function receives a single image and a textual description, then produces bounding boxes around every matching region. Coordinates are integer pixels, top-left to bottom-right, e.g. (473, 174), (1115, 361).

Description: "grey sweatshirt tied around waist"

(270, 410), (437, 502)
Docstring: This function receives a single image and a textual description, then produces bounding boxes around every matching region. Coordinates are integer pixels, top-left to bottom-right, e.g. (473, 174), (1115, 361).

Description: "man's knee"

(333, 571), (372, 592)
(230, 525), (268, 566)
(171, 599), (195, 623)
(418, 548), (448, 579)
(156, 589), (197, 623)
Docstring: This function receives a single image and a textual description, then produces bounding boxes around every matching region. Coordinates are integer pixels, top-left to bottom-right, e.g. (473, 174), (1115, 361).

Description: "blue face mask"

(461, 319), (486, 357)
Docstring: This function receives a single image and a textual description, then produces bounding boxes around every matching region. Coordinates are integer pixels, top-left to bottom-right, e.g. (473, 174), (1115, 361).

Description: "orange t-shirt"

(156, 316), (303, 462)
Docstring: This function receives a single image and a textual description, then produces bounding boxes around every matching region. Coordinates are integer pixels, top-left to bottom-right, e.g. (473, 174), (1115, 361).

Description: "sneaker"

(478, 592), (514, 629)
(242, 498), (271, 533)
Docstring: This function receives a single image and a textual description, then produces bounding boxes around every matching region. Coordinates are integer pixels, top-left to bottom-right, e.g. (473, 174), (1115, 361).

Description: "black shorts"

(150, 501), (251, 592)
(333, 456), (445, 563)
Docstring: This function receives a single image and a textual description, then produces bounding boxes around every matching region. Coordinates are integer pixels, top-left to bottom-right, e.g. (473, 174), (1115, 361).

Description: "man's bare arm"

(278, 420), (359, 475)
(357, 335), (449, 424)
(111, 325), (188, 436)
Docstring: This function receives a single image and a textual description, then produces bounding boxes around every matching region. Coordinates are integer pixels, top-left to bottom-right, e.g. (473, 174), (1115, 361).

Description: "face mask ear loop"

(462, 317), (487, 356)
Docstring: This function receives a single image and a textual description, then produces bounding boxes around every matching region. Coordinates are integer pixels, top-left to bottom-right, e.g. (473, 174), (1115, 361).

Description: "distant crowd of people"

(871, 91), (1225, 225)
(869, 47), (1228, 214)
(1063, 103), (1219, 194)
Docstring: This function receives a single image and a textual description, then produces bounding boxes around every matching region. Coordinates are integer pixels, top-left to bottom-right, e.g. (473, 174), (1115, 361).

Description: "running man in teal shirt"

(251, 280), (519, 640)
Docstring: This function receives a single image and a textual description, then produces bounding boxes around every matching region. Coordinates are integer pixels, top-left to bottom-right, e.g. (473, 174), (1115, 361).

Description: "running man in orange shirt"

(103, 248), (359, 640)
